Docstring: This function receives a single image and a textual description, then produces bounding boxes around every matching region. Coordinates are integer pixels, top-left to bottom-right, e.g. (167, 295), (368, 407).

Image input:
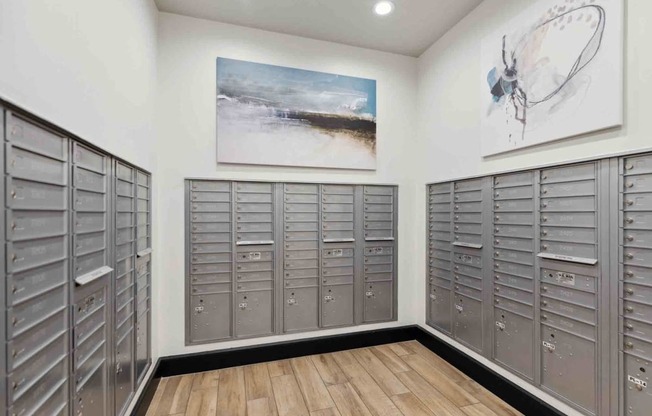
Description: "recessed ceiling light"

(374, 1), (395, 16)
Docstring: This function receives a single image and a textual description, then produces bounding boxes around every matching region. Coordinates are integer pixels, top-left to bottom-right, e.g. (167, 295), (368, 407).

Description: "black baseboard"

(132, 325), (565, 416)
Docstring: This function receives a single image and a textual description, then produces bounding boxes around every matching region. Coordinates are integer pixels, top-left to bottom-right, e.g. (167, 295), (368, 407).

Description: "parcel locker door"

(429, 285), (451, 333)
(623, 354), (652, 416)
(322, 285), (354, 328)
(284, 287), (319, 332)
(494, 310), (534, 379)
(190, 293), (231, 342)
(114, 329), (133, 415)
(135, 310), (149, 383)
(453, 295), (483, 352)
(363, 281), (392, 322)
(235, 290), (274, 337)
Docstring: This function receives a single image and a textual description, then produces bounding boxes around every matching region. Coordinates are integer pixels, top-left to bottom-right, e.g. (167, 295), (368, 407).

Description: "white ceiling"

(154, 0), (482, 57)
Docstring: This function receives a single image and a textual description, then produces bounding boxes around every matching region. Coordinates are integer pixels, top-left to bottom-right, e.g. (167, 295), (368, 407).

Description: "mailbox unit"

(1, 104), (152, 416)
(426, 154), (652, 416)
(185, 180), (398, 345)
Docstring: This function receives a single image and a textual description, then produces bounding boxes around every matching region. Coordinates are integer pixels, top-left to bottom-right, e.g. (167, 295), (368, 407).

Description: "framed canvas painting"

(216, 58), (377, 170)
(481, 0), (624, 157)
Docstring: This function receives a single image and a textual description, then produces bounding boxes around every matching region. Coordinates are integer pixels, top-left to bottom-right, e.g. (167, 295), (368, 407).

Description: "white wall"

(0, 0), (158, 172)
(416, 1), (651, 415)
(156, 13), (419, 357)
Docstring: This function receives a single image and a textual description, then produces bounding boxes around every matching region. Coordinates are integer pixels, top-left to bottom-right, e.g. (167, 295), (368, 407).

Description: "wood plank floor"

(146, 341), (523, 416)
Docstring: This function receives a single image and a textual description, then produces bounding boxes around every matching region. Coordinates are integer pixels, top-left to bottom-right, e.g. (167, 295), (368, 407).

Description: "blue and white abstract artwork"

(216, 58), (377, 169)
(481, 0), (623, 157)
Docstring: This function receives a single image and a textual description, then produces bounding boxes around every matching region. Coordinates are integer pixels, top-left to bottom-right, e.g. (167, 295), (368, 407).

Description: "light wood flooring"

(146, 341), (523, 416)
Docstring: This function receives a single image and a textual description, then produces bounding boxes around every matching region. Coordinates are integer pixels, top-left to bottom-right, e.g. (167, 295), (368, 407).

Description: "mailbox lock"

(626, 271), (635, 278)
(542, 203), (548, 208)
(542, 217), (548, 222)
(627, 235), (635, 242)
(626, 218), (635, 224)
(625, 323), (634, 330)
(542, 300), (548, 306)
(626, 306), (635, 313)
(626, 164), (634, 170)
(494, 216), (500, 221)
(495, 252), (500, 257)
(542, 286), (548, 292)
(637, 384), (644, 391)
(542, 230), (548, 236)
(625, 342), (634, 349)
(626, 200), (634, 206)
(494, 240), (500, 245)
(495, 204), (500, 209)
(626, 288), (635, 295)
(627, 183), (635, 188)
(542, 315), (548, 320)
(494, 287), (500, 292)
(626, 253), (635, 260)
(542, 189), (548, 194)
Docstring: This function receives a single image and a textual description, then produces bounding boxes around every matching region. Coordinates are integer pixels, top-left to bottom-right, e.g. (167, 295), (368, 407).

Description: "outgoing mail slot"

(116, 212), (133, 229)
(116, 179), (133, 197)
(430, 193), (451, 203)
(453, 252), (481, 267)
(624, 299), (652, 324)
(453, 263), (481, 278)
(285, 259), (319, 269)
(623, 193), (652, 213)
(191, 181), (230, 192)
(494, 249), (534, 265)
(454, 274), (482, 290)
(285, 249), (318, 260)
(7, 114), (67, 159)
(74, 249), (107, 278)
(192, 212), (231, 222)
(494, 295), (533, 318)
(236, 280), (273, 292)
(116, 196), (133, 212)
(494, 273), (533, 291)
(623, 229), (652, 248)
(7, 260), (67, 306)
(541, 269), (596, 293)
(493, 212), (534, 225)
(237, 182), (272, 193)
(494, 283), (532, 304)
(541, 283), (595, 309)
(453, 201), (482, 213)
(7, 236), (68, 273)
(540, 241), (596, 261)
(623, 283), (652, 305)
(285, 183), (319, 193)
(541, 296), (595, 324)
(494, 261), (534, 279)
(495, 172), (532, 188)
(364, 186), (394, 196)
(623, 318), (652, 343)
(323, 248), (354, 258)
(454, 233), (482, 246)
(191, 191), (230, 203)
(323, 275), (354, 286)
(7, 210), (67, 241)
(540, 212), (596, 228)
(541, 180), (595, 198)
(75, 232), (106, 256)
(323, 266), (354, 276)
(430, 183), (451, 194)
(7, 286), (66, 338)
(285, 240), (319, 250)
(191, 232), (231, 243)
(284, 268), (319, 279)
(540, 196), (595, 212)
(285, 193), (318, 204)
(285, 231), (319, 242)
(192, 242), (231, 253)
(494, 236), (534, 252)
(285, 222), (318, 232)
(192, 252), (231, 264)
(7, 310), (67, 371)
(192, 202), (230, 212)
(192, 222), (230, 233)
(192, 272), (231, 284)
(322, 184), (354, 194)
(454, 283), (481, 300)
(285, 203), (319, 213)
(454, 178), (483, 192)
(623, 247), (652, 267)
(7, 146), (67, 185)
(363, 204), (392, 213)
(116, 227), (134, 245)
(454, 222), (482, 234)
(236, 193), (273, 203)
(236, 261), (273, 272)
(192, 283), (231, 295)
(323, 257), (354, 268)
(192, 263), (232, 274)
(364, 195), (393, 204)
(541, 311), (594, 341)
(453, 190), (482, 202)
(74, 167), (105, 193)
(430, 202), (452, 213)
(623, 336), (652, 361)
(494, 199), (533, 212)
(7, 178), (67, 210)
(74, 189), (106, 212)
(494, 185), (533, 200)
(541, 226), (596, 243)
(237, 203), (272, 213)
(541, 163), (595, 184)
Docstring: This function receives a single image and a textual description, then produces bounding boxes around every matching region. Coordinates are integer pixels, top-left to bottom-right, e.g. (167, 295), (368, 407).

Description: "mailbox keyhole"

(550, 333), (555, 339)
(291, 292), (295, 296)
(641, 367), (646, 373)
(501, 314), (505, 319)
(244, 296), (248, 300)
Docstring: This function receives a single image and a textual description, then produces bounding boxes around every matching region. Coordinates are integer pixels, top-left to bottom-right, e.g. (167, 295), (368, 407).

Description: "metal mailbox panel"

(236, 261), (272, 273)
(235, 290), (274, 337)
(285, 249), (318, 260)
(191, 283), (231, 295)
(364, 281), (392, 322)
(237, 231), (273, 243)
(454, 283), (482, 301)
(322, 184), (354, 194)
(236, 203), (272, 213)
(624, 300), (652, 324)
(453, 190), (482, 202)
(323, 256), (354, 267)
(6, 113), (68, 159)
(624, 247), (652, 267)
(494, 248), (534, 265)
(136, 317), (149, 381)
(285, 183), (319, 193)
(454, 179), (483, 192)
(190, 294), (231, 341)
(236, 281), (273, 292)
(541, 296), (596, 324)
(494, 185), (533, 200)
(326, 212), (355, 222)
(541, 226), (597, 243)
(430, 183), (452, 194)
(191, 181), (230, 192)
(364, 194), (393, 204)
(494, 212), (534, 226)
(9, 357), (69, 416)
(540, 240), (597, 261)
(322, 285), (354, 328)
(116, 212), (133, 229)
(494, 295), (533, 318)
(74, 250), (108, 278)
(236, 182), (272, 193)
(494, 224), (535, 239)
(6, 146), (67, 184)
(453, 263), (482, 279)
(191, 222), (230, 233)
(285, 268), (319, 279)
(541, 270), (596, 293)
(494, 310), (534, 379)
(74, 167), (105, 193)
(495, 172), (533, 188)
(541, 180), (595, 198)
(430, 213), (451, 223)
(541, 283), (595, 309)
(624, 174), (652, 193)
(453, 295), (483, 351)
(430, 193), (451, 203)
(6, 210), (67, 241)
(74, 188), (106, 212)
(430, 202), (452, 213)
(453, 222), (482, 234)
(237, 222), (273, 233)
(75, 212), (105, 234)
(541, 212), (596, 228)
(493, 198), (534, 213)
(540, 325), (596, 414)
(622, 229), (652, 248)
(453, 252), (482, 268)
(285, 231), (319, 241)
(453, 202), (482, 213)
(494, 272), (534, 292)
(285, 258), (319, 269)
(191, 252), (232, 264)
(191, 191), (230, 203)
(285, 203), (319, 213)
(192, 232), (231, 243)
(76, 232), (107, 257)
(284, 278), (318, 288)
(192, 242), (231, 254)
(540, 196), (596, 212)
(323, 266), (354, 276)
(432, 221), (452, 232)
(622, 283), (652, 305)
(192, 202), (230, 212)
(286, 222), (319, 232)
(192, 212), (231, 223)
(494, 260), (534, 279)
(494, 284), (532, 305)
(431, 258), (452, 271)
(542, 310), (595, 341)
(191, 273), (230, 285)
(6, 310), (67, 370)
(323, 275), (354, 286)
(624, 336), (652, 361)
(6, 178), (67, 210)
(7, 261), (67, 306)
(7, 236), (67, 273)
(623, 354), (652, 416)
(114, 331), (133, 415)
(624, 193), (652, 211)
(453, 212), (482, 223)
(7, 286), (66, 338)
(363, 204), (391, 213)
(541, 163), (596, 184)
(494, 236), (534, 252)
(236, 193), (273, 203)
(284, 287), (319, 332)
(364, 185), (394, 196)
(236, 270), (272, 282)
(323, 204), (354, 213)
(429, 285), (451, 332)
(323, 194), (353, 204)
(624, 265), (652, 287)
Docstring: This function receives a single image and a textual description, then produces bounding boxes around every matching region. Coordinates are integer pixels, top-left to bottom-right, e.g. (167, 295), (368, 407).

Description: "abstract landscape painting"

(216, 58), (377, 169)
(481, 0), (623, 157)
